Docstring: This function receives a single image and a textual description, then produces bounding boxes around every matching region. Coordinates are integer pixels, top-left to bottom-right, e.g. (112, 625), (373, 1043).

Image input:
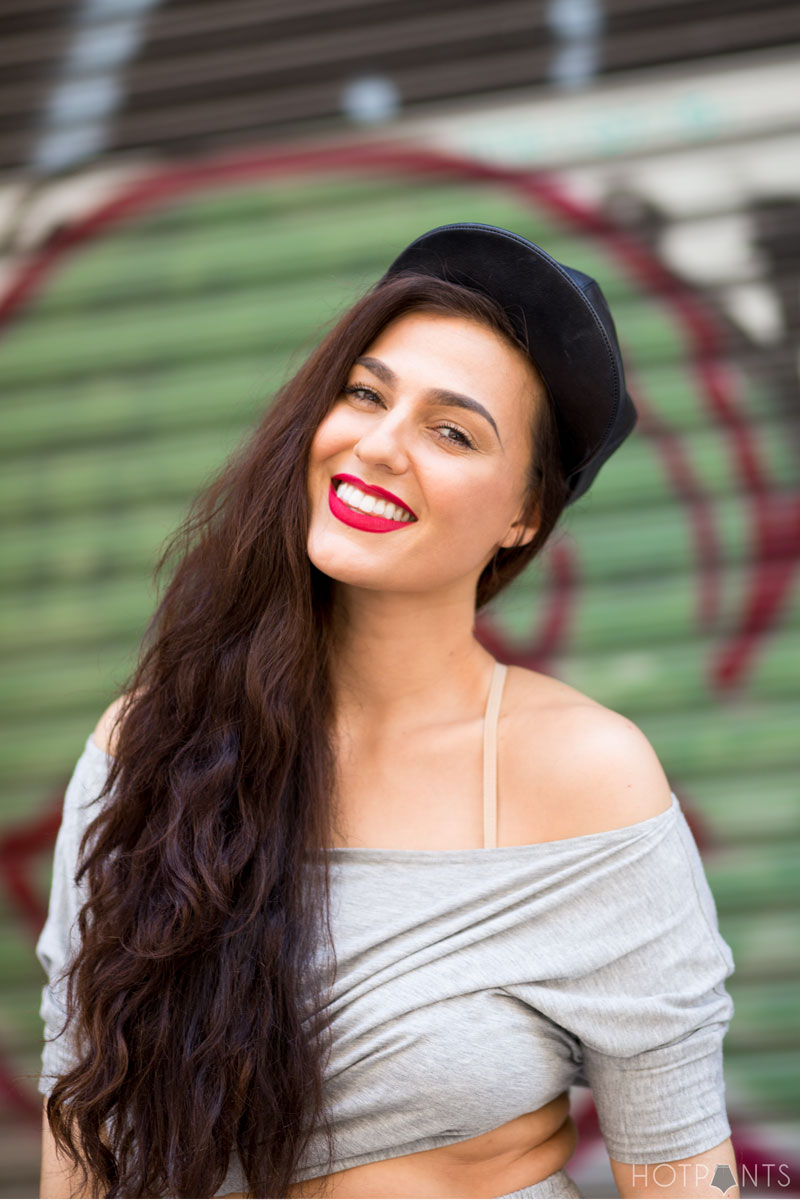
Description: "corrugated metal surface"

(3, 161), (798, 1196)
(0, 3), (798, 1197)
(0, 0), (799, 170)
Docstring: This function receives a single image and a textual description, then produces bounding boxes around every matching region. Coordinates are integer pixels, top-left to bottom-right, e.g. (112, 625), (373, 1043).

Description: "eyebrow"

(354, 355), (502, 446)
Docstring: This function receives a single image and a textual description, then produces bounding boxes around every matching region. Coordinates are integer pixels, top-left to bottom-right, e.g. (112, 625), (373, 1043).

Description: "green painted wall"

(2, 166), (798, 1194)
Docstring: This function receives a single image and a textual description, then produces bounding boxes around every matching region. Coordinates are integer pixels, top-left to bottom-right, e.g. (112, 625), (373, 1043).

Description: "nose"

(352, 408), (411, 475)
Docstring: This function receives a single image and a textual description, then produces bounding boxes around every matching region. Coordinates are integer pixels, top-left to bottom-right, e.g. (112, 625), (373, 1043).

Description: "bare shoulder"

(91, 691), (140, 757)
(500, 665), (674, 841)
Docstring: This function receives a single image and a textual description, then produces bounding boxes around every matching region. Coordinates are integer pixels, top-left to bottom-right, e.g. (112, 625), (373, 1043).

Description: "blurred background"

(1, 1), (798, 1197)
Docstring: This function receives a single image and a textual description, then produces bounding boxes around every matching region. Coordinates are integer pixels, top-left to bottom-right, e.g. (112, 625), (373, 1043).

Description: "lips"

(328, 481), (415, 533)
(332, 472), (417, 520)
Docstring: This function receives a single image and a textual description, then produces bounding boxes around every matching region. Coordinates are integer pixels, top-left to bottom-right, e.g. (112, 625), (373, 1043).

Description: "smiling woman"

(305, 307), (551, 609)
(36, 223), (737, 1200)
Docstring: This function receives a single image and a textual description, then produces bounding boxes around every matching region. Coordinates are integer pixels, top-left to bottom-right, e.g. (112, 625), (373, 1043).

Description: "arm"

(517, 709), (738, 1194)
(40, 1098), (104, 1199)
(38, 705), (128, 1199)
(611, 1136), (740, 1199)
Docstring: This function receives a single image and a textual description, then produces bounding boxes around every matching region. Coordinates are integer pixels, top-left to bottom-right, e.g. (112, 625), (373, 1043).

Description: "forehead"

(361, 311), (534, 383)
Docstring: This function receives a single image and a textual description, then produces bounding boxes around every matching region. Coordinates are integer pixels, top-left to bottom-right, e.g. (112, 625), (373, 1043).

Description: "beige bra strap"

(482, 660), (508, 849)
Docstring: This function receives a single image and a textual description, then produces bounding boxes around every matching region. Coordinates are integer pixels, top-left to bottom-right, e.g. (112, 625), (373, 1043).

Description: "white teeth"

(335, 481), (414, 522)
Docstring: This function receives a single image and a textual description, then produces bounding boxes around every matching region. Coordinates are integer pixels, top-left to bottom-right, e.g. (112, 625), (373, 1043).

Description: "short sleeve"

(34, 735), (112, 1098)
(560, 807), (736, 1163)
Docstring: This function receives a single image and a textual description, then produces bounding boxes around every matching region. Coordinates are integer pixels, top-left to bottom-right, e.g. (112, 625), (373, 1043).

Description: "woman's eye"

(342, 384), (381, 405)
(434, 424), (475, 450)
(341, 384), (475, 451)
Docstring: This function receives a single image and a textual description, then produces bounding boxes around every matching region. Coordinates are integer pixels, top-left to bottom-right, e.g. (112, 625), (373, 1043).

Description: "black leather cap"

(378, 222), (638, 507)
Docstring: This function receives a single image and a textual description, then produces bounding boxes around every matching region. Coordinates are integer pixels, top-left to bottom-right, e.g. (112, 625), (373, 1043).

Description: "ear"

(499, 503), (540, 551)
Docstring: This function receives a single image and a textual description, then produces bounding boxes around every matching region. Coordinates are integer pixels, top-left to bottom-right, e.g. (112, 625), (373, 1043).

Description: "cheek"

(440, 472), (510, 525)
(425, 477), (509, 563)
(307, 428), (338, 497)
(309, 407), (354, 466)
(308, 416), (333, 464)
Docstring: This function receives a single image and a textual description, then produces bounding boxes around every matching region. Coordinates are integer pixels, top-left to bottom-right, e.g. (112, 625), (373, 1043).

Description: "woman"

(37, 223), (739, 1199)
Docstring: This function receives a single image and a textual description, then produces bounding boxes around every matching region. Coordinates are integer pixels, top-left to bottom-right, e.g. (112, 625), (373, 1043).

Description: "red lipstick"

(332, 473), (417, 518)
(328, 477), (417, 533)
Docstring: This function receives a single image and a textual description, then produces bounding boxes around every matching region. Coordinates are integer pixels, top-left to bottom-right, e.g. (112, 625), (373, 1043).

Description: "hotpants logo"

(631, 1161), (792, 1191)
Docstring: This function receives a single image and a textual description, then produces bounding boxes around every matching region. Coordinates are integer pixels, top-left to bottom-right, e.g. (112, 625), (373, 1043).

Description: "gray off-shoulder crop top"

(35, 661), (735, 1195)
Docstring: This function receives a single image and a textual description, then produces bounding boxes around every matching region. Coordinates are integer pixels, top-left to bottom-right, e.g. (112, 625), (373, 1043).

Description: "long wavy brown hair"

(43, 268), (571, 1198)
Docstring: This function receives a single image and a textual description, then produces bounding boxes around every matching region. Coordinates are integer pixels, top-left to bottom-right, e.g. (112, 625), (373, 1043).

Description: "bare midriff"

(220, 1091), (577, 1199)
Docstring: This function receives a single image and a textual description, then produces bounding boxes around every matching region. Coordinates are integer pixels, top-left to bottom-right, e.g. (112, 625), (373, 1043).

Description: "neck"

(329, 589), (495, 728)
